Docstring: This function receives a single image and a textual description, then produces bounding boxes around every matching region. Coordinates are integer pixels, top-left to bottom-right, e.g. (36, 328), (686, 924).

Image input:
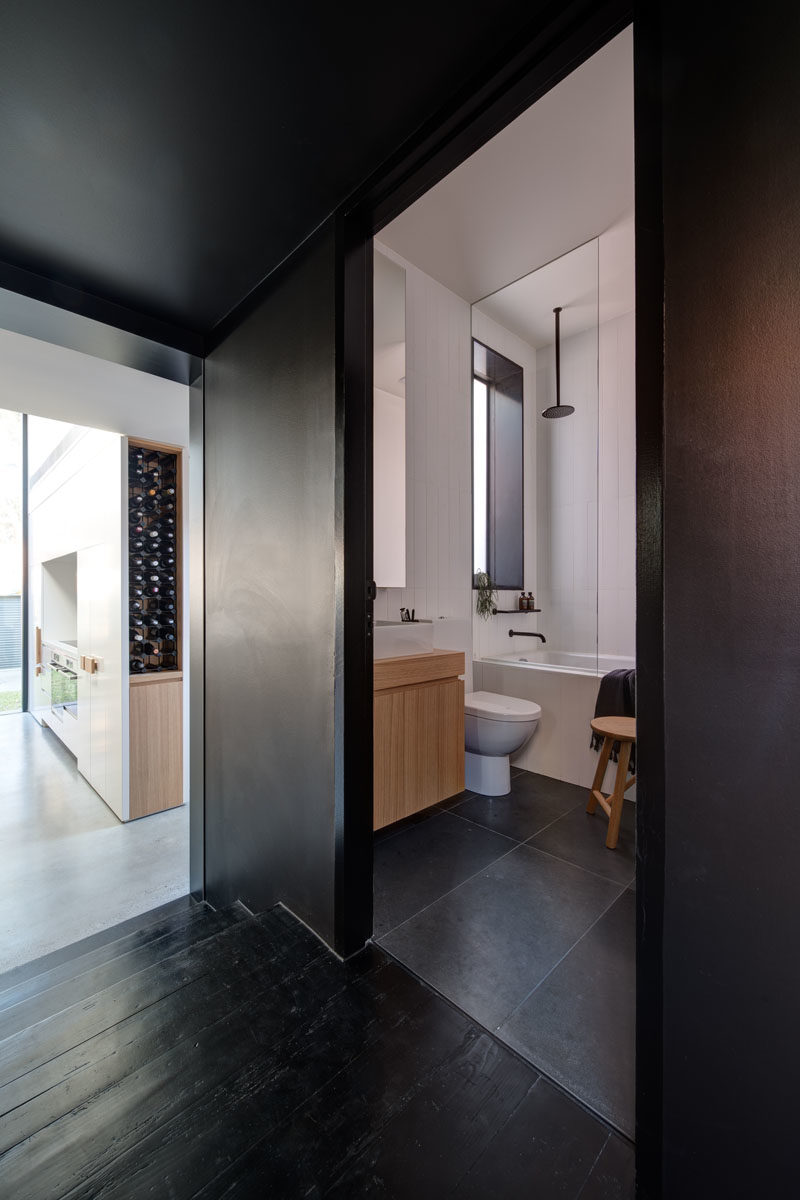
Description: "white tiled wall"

(536, 324), (600, 656)
(373, 241), (474, 688)
(535, 310), (635, 660)
(598, 310), (636, 659)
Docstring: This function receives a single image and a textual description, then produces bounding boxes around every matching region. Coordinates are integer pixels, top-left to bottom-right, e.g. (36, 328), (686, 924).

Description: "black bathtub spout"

(508, 630), (546, 643)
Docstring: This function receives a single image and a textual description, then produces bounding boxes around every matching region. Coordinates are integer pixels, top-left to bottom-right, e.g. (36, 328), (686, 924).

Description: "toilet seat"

(464, 691), (542, 723)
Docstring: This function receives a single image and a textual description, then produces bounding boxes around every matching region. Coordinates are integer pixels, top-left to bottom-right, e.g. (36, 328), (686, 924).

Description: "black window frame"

(471, 337), (524, 591)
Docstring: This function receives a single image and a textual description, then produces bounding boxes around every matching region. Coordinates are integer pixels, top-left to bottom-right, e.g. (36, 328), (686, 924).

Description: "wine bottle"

(141, 642), (161, 656)
(130, 657), (146, 673)
(143, 584), (160, 597)
(131, 555), (144, 568)
(130, 598), (143, 612)
(131, 571), (144, 584)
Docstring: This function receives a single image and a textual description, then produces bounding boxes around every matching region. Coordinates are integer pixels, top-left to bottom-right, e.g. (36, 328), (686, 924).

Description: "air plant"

(474, 570), (498, 620)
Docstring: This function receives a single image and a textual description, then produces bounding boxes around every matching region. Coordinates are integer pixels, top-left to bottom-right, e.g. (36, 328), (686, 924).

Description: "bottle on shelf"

(130, 657), (146, 673)
(518, 592), (526, 611)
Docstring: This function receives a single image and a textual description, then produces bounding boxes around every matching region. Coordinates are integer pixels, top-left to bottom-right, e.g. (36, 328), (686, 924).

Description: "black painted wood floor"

(0, 898), (633, 1198)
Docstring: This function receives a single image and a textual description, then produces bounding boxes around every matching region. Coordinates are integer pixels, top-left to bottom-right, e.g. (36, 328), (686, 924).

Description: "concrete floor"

(0, 712), (189, 972)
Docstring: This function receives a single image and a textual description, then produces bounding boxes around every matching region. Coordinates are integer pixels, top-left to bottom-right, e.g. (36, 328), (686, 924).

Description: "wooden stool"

(587, 716), (636, 849)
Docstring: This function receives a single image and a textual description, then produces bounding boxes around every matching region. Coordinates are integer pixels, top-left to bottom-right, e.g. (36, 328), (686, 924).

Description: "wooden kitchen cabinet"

(373, 650), (465, 830)
(129, 673), (183, 819)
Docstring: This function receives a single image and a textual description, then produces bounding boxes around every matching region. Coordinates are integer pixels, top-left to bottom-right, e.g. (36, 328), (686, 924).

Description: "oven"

(43, 648), (79, 725)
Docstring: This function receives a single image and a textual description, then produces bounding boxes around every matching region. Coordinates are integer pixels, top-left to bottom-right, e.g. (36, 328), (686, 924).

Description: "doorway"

(342, 10), (647, 1159)
(0, 329), (198, 973)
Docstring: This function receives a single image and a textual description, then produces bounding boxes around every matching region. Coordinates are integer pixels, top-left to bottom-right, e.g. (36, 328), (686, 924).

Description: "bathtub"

(473, 651), (636, 790)
(482, 650), (635, 677)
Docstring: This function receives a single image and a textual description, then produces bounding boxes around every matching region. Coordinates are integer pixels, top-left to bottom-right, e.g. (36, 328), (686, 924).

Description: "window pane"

(472, 378), (488, 578)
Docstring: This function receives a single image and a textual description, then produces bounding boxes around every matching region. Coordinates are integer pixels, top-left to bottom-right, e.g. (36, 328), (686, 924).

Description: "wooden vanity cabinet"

(373, 650), (465, 830)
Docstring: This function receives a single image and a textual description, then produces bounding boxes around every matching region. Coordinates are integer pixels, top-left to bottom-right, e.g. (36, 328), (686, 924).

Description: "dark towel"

(590, 669), (636, 773)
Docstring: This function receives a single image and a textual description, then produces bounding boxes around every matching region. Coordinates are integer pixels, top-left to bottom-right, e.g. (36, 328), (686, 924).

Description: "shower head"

(541, 306), (574, 419)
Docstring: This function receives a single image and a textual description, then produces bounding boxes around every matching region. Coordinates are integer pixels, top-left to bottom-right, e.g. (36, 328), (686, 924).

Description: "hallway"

(0, 713), (188, 971)
(0, 899), (633, 1198)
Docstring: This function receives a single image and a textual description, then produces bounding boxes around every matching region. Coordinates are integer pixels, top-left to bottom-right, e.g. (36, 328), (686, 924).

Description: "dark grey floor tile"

(530, 799), (636, 886)
(453, 787), (575, 843)
(498, 888), (635, 1137)
(578, 1133), (635, 1199)
(379, 844), (623, 1031)
(452, 1077), (608, 1199)
(372, 812), (513, 938)
(373, 790), (480, 845)
(512, 768), (588, 810)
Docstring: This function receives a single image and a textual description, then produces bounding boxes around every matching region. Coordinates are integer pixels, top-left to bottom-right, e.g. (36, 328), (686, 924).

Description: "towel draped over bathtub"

(590, 668), (637, 772)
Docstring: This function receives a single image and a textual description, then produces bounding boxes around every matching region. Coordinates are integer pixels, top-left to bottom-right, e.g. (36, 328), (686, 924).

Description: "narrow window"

(472, 340), (523, 589)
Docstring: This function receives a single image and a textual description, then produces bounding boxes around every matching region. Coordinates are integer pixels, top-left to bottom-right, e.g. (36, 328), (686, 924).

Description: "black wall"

(203, 224), (340, 946)
(657, 3), (800, 1194)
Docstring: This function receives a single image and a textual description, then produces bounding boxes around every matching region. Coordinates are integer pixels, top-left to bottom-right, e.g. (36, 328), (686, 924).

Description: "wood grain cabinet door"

(374, 677), (464, 830)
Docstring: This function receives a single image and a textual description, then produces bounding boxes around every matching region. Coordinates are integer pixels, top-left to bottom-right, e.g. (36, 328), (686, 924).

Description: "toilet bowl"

(464, 691), (542, 796)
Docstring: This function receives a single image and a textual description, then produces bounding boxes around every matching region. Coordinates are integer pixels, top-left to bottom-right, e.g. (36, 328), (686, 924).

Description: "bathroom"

(371, 28), (636, 1140)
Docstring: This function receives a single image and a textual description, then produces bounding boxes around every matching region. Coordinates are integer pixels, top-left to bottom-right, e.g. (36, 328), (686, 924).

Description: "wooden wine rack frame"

(128, 438), (182, 674)
(127, 438), (184, 819)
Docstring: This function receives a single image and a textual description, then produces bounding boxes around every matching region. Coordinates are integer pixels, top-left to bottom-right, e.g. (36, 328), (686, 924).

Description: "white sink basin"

(374, 620), (433, 658)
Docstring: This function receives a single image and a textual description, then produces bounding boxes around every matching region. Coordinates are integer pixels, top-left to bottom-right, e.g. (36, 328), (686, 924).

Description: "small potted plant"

(474, 570), (498, 620)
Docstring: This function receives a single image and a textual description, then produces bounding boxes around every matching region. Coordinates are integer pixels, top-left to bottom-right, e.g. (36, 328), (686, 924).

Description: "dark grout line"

(575, 1131), (614, 1199)
(522, 838), (636, 890)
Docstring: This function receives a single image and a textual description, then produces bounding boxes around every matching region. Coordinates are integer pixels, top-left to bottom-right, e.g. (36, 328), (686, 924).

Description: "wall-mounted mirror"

(373, 250), (406, 588)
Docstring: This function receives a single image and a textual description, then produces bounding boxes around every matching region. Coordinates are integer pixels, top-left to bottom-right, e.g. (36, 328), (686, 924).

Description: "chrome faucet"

(508, 630), (546, 643)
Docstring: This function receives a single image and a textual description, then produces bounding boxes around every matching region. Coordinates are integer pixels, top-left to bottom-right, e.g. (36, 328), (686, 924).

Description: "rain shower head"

(541, 306), (574, 419)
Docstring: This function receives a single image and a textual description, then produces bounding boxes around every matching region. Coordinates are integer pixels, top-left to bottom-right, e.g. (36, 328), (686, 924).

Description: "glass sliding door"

(0, 409), (23, 712)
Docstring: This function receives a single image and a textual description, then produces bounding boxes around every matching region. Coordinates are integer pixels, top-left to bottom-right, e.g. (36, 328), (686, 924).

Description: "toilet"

(464, 691), (542, 796)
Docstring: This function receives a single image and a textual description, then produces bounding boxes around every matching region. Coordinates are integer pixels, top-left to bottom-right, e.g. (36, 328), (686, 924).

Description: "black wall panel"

(204, 225), (339, 946)
(659, 4), (800, 1194)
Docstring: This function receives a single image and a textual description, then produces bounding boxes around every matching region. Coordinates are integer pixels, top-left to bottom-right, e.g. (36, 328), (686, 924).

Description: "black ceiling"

(0, 0), (553, 348)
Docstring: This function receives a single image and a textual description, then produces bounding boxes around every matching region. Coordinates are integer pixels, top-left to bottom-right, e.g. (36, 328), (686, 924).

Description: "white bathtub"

(483, 650), (635, 677)
(473, 652), (636, 791)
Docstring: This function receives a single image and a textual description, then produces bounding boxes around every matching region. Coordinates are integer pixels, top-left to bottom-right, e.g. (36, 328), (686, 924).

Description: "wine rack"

(128, 442), (180, 675)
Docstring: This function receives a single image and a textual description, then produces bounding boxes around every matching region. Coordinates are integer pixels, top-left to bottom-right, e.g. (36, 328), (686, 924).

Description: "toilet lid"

(464, 691), (542, 723)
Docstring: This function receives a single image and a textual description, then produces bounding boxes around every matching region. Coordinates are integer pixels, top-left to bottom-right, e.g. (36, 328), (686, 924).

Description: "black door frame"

(339, 2), (664, 1194)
